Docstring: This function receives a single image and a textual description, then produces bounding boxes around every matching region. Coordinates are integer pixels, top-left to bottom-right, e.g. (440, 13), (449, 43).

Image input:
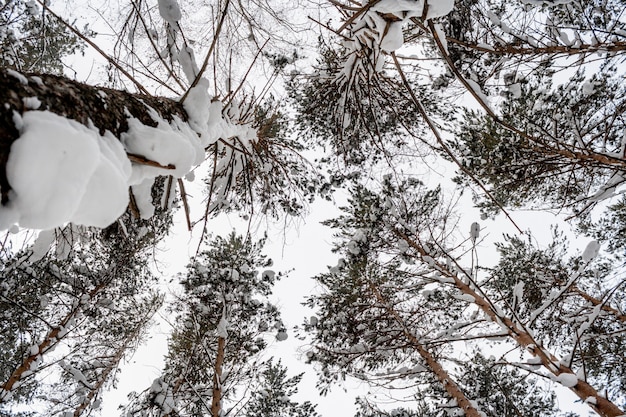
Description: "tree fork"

(392, 228), (626, 417)
(0, 68), (188, 204)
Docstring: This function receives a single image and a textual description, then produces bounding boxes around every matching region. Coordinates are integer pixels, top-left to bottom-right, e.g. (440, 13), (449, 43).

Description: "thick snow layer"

(1, 82), (260, 231)
(183, 78), (211, 134)
(1, 111), (131, 229)
(582, 240), (600, 262)
(369, 0), (453, 20)
(557, 373), (578, 387)
(432, 23), (448, 53)
(425, 0), (454, 19)
(380, 22), (404, 52)
(122, 115), (203, 184)
(131, 178), (156, 220)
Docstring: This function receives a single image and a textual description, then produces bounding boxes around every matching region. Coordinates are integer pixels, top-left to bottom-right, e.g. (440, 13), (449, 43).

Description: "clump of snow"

(508, 83), (522, 98)
(217, 316), (228, 338)
(158, 0), (182, 24)
(582, 81), (595, 96)
(30, 76), (43, 87)
(339, 0), (454, 79)
(22, 97), (41, 110)
(262, 270), (275, 280)
(470, 222), (480, 242)
(380, 22), (404, 52)
(466, 79), (490, 107)
(122, 115), (202, 184)
(556, 373), (578, 387)
(30, 229), (55, 262)
(1, 111), (131, 229)
(183, 78), (211, 133)
(432, 23), (448, 53)
(131, 178), (156, 220)
(276, 329), (288, 341)
(7, 69), (28, 85)
(426, 0), (454, 19)
(582, 240), (600, 262)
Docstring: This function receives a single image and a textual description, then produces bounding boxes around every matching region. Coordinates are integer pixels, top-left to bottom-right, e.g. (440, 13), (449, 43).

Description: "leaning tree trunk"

(393, 228), (626, 417)
(0, 68), (187, 204)
(0, 281), (108, 398)
(369, 283), (483, 417)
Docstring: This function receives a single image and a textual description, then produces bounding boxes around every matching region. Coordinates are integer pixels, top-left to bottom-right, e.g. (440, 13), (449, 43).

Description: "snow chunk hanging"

(582, 240), (600, 262)
(1, 111), (131, 229)
(158, 0), (182, 24)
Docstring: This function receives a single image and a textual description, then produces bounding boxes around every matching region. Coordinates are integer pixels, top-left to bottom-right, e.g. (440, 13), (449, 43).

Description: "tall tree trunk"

(211, 336), (226, 417)
(72, 302), (157, 417)
(393, 228), (626, 417)
(369, 283), (483, 417)
(1, 282), (107, 398)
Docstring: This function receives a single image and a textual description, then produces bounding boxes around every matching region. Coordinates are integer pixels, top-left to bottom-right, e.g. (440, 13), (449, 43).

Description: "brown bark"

(1, 282), (107, 397)
(0, 68), (188, 204)
(72, 302), (156, 417)
(72, 343), (125, 417)
(393, 228), (626, 417)
(211, 336), (226, 417)
(369, 284), (483, 417)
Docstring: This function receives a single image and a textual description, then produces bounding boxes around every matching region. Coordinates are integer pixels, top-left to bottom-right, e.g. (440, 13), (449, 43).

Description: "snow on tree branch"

(0, 68), (257, 230)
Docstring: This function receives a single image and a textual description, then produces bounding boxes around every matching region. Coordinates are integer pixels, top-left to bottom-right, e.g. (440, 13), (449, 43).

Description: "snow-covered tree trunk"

(0, 67), (207, 230)
(0, 67), (188, 187)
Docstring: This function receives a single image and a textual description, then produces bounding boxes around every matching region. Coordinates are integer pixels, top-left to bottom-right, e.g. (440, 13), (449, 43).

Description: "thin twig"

(390, 52), (523, 233)
(181, 0), (231, 102)
(35, 0), (149, 95)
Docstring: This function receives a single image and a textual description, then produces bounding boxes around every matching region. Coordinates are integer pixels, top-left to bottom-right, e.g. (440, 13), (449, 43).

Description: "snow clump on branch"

(0, 71), (258, 230)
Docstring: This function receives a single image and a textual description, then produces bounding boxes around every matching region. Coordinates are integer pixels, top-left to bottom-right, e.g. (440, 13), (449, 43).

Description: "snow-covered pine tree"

(0, 0), (88, 74)
(242, 359), (318, 417)
(0, 209), (168, 416)
(123, 233), (315, 417)
(304, 177), (625, 417)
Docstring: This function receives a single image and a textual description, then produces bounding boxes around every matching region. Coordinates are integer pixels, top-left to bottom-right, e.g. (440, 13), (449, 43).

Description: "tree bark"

(211, 336), (226, 417)
(0, 68), (188, 204)
(1, 281), (108, 398)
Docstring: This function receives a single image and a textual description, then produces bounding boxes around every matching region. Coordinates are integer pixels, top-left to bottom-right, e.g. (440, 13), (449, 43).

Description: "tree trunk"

(211, 336), (226, 417)
(369, 283), (483, 417)
(394, 228), (626, 417)
(0, 68), (188, 204)
(1, 281), (108, 398)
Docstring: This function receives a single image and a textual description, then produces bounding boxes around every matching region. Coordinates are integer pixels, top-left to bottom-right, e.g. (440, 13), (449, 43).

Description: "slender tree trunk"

(211, 336), (226, 417)
(393, 228), (626, 417)
(72, 303), (156, 417)
(369, 283), (483, 417)
(1, 282), (107, 398)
